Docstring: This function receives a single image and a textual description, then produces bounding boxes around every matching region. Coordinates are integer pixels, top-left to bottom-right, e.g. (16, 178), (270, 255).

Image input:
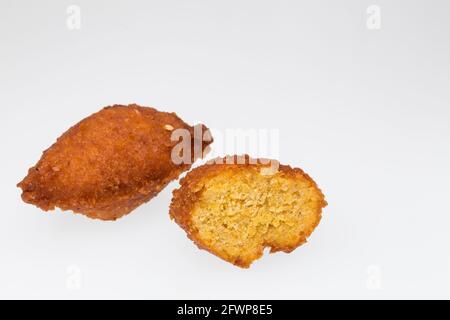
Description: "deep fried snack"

(18, 104), (212, 220)
(170, 155), (327, 268)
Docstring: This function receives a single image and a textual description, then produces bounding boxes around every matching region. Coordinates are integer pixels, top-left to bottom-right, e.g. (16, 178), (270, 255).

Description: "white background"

(1, 0), (449, 299)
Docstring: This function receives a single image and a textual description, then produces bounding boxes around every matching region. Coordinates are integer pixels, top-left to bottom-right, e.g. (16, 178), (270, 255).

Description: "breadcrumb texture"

(18, 104), (212, 220)
(170, 155), (327, 268)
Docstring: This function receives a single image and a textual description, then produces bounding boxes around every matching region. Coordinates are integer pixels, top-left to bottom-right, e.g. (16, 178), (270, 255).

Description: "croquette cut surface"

(170, 156), (327, 268)
(18, 104), (212, 220)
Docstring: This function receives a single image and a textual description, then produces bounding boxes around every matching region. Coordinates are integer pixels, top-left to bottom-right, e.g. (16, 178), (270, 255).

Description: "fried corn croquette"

(170, 155), (327, 268)
(18, 104), (212, 220)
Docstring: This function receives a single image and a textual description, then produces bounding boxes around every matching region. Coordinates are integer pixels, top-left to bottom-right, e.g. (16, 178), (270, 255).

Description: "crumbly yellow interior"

(191, 167), (323, 266)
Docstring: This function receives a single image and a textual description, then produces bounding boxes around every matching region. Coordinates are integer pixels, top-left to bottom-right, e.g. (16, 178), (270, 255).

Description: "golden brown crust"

(169, 155), (327, 268)
(18, 104), (212, 220)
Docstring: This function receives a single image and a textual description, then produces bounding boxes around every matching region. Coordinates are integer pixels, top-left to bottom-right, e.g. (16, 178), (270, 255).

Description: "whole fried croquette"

(170, 155), (327, 268)
(18, 104), (212, 220)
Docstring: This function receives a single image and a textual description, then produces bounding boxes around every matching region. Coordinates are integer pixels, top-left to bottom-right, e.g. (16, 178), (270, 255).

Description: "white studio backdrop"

(0, 0), (449, 299)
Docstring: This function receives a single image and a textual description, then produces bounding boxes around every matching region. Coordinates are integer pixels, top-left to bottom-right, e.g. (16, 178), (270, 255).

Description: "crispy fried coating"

(18, 104), (212, 220)
(170, 155), (327, 268)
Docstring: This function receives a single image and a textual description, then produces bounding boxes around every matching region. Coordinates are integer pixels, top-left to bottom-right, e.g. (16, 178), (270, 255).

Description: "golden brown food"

(18, 104), (212, 220)
(170, 155), (327, 268)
